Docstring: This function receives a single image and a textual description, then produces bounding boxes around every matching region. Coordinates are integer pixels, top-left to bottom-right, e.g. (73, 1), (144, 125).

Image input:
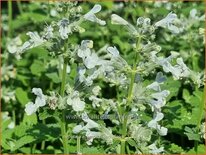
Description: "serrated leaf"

(182, 89), (191, 103)
(38, 108), (61, 122)
(184, 127), (200, 141)
(30, 60), (46, 76)
(26, 123), (60, 142)
(23, 113), (37, 126)
(168, 143), (185, 154)
(12, 135), (36, 151)
(46, 73), (61, 83)
(15, 87), (30, 106)
(127, 138), (137, 147)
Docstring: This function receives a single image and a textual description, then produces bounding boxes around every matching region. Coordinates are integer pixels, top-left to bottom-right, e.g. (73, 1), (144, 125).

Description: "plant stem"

(17, 0), (23, 15)
(120, 36), (142, 154)
(120, 140), (126, 154)
(41, 120), (46, 150)
(60, 61), (67, 96)
(126, 143), (131, 155)
(8, 0), (12, 38)
(77, 136), (81, 154)
(60, 59), (69, 154)
(12, 110), (16, 126)
(127, 36), (142, 103)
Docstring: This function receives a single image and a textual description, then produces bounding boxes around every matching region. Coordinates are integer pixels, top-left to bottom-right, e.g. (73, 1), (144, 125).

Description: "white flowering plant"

(1, 1), (205, 154)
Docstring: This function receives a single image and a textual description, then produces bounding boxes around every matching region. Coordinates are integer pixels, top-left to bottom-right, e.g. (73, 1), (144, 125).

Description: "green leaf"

(23, 113), (37, 126)
(14, 124), (30, 138)
(12, 135), (36, 151)
(26, 123), (60, 142)
(46, 73), (61, 83)
(182, 89), (191, 103)
(82, 146), (105, 154)
(15, 87), (30, 106)
(39, 107), (61, 122)
(127, 138), (137, 147)
(187, 144), (206, 154)
(30, 60), (46, 76)
(168, 143), (185, 154)
(184, 126), (201, 141)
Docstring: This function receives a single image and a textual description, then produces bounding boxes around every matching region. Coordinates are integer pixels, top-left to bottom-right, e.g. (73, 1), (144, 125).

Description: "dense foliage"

(1, 1), (205, 154)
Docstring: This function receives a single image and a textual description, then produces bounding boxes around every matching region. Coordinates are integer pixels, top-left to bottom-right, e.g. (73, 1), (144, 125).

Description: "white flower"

(78, 40), (101, 69)
(67, 91), (85, 112)
(72, 98), (85, 112)
(84, 53), (100, 69)
(7, 36), (22, 54)
(73, 125), (84, 134)
(107, 46), (120, 57)
(82, 113), (99, 129)
(148, 143), (164, 154)
(155, 12), (181, 34)
(150, 90), (170, 109)
(190, 9), (198, 19)
(32, 88), (46, 107)
(84, 4), (106, 26)
(148, 112), (168, 136)
(26, 32), (45, 47)
(19, 32), (45, 55)
(57, 18), (71, 39)
(78, 40), (93, 59)
(78, 68), (86, 83)
(25, 102), (38, 116)
(146, 82), (161, 91)
(43, 25), (54, 39)
(92, 86), (101, 96)
(85, 131), (101, 145)
(111, 14), (129, 25)
(25, 88), (46, 115)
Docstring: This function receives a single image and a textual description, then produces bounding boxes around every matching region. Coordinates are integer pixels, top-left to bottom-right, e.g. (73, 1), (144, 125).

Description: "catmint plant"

(6, 2), (204, 154)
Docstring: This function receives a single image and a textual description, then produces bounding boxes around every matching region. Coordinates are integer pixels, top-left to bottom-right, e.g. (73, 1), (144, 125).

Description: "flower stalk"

(120, 36), (142, 154)
(60, 60), (69, 154)
(77, 136), (81, 154)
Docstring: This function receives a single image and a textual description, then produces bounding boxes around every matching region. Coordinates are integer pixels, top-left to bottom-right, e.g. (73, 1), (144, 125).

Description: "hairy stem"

(120, 140), (126, 154)
(127, 36), (142, 103)
(60, 59), (69, 154)
(120, 36), (142, 154)
(77, 136), (81, 154)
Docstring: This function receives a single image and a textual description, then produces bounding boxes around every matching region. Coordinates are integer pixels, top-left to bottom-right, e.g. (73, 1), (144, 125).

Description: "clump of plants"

(2, 1), (205, 154)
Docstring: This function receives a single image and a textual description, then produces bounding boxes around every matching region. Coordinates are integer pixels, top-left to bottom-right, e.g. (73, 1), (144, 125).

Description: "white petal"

(155, 112), (164, 121)
(146, 82), (161, 91)
(168, 24), (180, 34)
(107, 46), (119, 57)
(25, 102), (38, 115)
(155, 12), (178, 31)
(190, 9), (197, 19)
(32, 88), (43, 97)
(157, 125), (168, 136)
(35, 96), (46, 107)
(82, 113), (99, 129)
(32, 88), (46, 107)
(84, 5), (106, 26)
(73, 125), (83, 134)
(111, 14), (129, 25)
(72, 98), (85, 112)
(84, 53), (99, 69)
(86, 4), (101, 15)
